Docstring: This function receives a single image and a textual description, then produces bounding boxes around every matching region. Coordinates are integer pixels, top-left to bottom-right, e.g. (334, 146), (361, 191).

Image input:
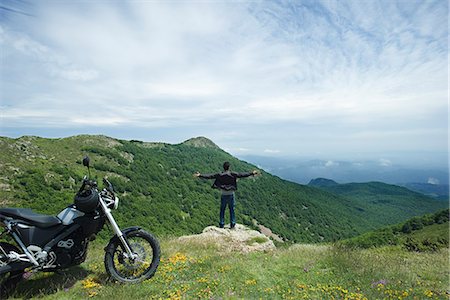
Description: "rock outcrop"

(178, 224), (276, 254)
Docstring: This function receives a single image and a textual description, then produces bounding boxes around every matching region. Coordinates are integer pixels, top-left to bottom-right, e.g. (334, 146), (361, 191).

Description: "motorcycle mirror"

(83, 156), (91, 178)
(82, 156), (90, 168)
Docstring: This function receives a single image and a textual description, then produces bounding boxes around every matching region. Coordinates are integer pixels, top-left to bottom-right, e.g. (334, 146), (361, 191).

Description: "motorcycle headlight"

(113, 196), (119, 210)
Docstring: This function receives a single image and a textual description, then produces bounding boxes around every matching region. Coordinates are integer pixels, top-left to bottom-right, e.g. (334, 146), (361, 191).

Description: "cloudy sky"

(0, 0), (447, 167)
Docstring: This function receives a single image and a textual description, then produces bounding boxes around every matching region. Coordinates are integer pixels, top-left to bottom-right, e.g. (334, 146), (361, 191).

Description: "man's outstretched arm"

(234, 170), (259, 178)
(193, 172), (218, 179)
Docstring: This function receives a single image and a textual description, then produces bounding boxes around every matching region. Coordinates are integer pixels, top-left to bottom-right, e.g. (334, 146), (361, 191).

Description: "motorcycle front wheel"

(104, 230), (160, 283)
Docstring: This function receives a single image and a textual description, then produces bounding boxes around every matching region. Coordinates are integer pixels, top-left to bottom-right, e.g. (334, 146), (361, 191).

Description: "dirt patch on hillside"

(252, 219), (284, 243)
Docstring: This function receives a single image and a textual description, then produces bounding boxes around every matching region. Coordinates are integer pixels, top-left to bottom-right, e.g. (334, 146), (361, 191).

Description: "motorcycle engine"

(53, 230), (88, 268)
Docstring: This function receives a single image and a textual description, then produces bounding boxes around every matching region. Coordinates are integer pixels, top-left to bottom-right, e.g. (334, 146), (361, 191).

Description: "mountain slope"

(339, 209), (449, 250)
(0, 135), (446, 243)
(308, 178), (338, 187)
(308, 179), (448, 229)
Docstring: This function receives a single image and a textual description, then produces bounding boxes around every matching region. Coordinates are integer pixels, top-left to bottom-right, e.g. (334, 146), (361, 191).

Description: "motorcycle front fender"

(104, 226), (141, 252)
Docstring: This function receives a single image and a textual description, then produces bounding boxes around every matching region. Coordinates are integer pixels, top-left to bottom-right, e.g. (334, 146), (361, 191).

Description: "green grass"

(410, 223), (448, 241)
(7, 237), (449, 299)
(246, 236), (269, 245)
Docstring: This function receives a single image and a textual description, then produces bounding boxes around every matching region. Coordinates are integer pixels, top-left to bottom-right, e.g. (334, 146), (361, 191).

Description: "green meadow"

(7, 235), (449, 300)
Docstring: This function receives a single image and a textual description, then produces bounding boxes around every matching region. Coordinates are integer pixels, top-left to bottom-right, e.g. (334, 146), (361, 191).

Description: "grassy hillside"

(307, 179), (448, 229)
(339, 209), (449, 250)
(6, 237), (449, 299)
(0, 135), (446, 243)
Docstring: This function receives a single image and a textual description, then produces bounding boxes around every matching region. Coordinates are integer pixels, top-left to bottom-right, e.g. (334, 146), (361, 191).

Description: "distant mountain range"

(240, 155), (449, 200)
(0, 135), (447, 243)
(399, 182), (449, 201)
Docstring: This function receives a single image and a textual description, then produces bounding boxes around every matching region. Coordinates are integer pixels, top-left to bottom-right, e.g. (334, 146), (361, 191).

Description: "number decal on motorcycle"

(57, 239), (74, 249)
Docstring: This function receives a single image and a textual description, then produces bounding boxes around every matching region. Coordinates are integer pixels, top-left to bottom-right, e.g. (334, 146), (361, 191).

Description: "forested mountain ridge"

(0, 135), (446, 243)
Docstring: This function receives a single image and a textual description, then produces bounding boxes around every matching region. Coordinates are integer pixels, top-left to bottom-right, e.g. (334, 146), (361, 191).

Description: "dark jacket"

(199, 171), (254, 191)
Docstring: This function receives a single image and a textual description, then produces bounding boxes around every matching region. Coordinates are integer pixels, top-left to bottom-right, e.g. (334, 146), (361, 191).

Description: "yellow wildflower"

(218, 265), (231, 273)
(424, 290), (434, 298)
(197, 277), (208, 283)
(168, 252), (188, 264)
(88, 290), (98, 298)
(82, 278), (101, 289)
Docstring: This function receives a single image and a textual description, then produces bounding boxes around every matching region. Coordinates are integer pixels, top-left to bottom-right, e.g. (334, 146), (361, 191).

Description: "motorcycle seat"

(0, 208), (62, 228)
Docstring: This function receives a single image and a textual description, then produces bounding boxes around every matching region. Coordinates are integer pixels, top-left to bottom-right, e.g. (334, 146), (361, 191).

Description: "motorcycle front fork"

(98, 198), (136, 260)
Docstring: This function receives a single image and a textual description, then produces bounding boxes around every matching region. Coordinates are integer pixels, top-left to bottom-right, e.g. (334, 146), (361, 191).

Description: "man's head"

(223, 161), (230, 171)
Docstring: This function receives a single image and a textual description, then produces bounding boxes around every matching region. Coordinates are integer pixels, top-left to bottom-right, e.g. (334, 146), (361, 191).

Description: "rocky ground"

(178, 224), (276, 253)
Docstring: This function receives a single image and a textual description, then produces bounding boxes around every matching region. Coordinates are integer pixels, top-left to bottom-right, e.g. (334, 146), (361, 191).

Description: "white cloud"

(146, 80), (223, 98)
(264, 149), (281, 154)
(70, 116), (126, 126)
(427, 177), (439, 185)
(325, 160), (339, 167)
(1, 26), (99, 82)
(378, 159), (392, 167)
(56, 69), (99, 82)
(12, 35), (49, 57)
(225, 147), (251, 155)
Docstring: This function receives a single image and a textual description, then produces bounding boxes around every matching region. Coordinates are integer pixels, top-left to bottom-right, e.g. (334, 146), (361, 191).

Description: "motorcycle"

(0, 156), (160, 296)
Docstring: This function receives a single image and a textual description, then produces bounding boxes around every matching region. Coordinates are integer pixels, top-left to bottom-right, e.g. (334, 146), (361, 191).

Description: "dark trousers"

(219, 194), (235, 227)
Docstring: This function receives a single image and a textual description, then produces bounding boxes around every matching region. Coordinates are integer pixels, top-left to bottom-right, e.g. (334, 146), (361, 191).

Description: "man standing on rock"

(194, 162), (259, 229)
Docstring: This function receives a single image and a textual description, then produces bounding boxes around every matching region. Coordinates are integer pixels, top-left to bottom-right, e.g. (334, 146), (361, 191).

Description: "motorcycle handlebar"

(77, 178), (87, 194)
(77, 177), (97, 195)
(103, 177), (114, 193)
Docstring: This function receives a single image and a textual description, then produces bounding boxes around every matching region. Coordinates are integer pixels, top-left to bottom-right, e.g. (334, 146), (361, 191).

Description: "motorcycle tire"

(104, 229), (160, 283)
(0, 242), (24, 299)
